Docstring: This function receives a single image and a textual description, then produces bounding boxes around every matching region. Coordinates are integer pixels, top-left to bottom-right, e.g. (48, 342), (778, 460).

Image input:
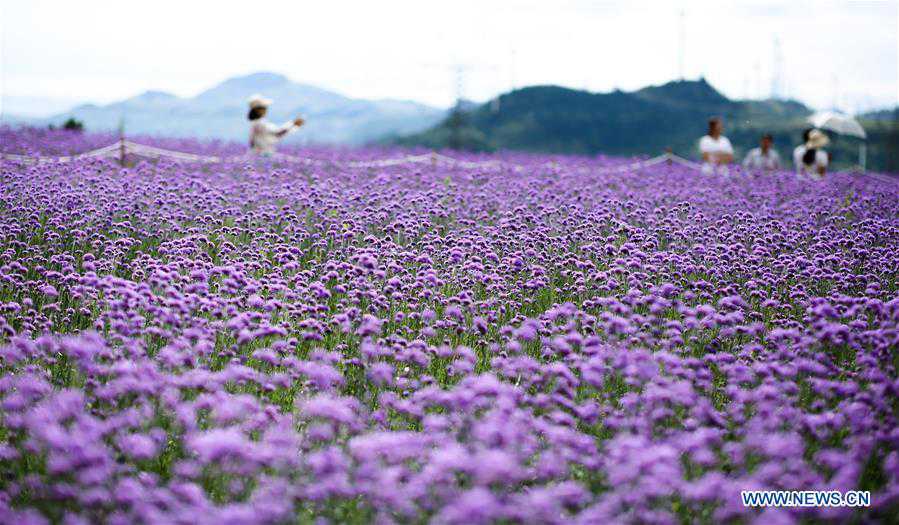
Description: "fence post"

(859, 143), (867, 173)
(118, 118), (126, 167)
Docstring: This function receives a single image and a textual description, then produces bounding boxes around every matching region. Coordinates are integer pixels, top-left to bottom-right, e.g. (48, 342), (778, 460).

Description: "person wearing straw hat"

(247, 94), (304, 155)
(794, 129), (829, 179)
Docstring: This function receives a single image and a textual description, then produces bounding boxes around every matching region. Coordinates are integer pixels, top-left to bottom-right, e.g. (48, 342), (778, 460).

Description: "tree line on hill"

(47, 118), (84, 132)
(392, 79), (899, 173)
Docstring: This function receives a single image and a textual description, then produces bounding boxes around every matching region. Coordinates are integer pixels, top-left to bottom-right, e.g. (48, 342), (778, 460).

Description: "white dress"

(249, 119), (297, 154)
(699, 135), (733, 175)
(793, 146), (829, 179)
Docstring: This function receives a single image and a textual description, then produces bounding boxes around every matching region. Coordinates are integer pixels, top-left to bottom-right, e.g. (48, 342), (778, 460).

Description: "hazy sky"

(1, 0), (897, 116)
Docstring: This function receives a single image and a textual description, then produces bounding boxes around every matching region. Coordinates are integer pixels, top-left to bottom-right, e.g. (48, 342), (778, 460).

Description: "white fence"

(2, 138), (894, 184)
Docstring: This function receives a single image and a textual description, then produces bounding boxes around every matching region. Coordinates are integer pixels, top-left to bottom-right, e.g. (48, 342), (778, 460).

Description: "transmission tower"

(831, 74), (840, 111)
(770, 37), (783, 100)
(677, 9), (686, 79)
(418, 61), (498, 149)
(509, 47), (517, 91)
(454, 64), (465, 106)
(448, 65), (468, 150)
(754, 61), (761, 99)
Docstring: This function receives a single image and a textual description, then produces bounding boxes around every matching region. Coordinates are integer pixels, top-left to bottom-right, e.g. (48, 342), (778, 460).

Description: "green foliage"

(62, 118), (84, 132)
(397, 79), (897, 172)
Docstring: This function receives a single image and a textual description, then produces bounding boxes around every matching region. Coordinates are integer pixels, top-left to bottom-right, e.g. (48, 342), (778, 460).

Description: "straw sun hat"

(248, 94), (273, 110)
(805, 129), (830, 149)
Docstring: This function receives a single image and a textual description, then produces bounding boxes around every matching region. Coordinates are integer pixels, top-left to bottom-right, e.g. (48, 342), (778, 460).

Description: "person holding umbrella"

(247, 94), (305, 155)
(792, 128), (813, 176)
(808, 111), (868, 171)
(795, 129), (830, 179)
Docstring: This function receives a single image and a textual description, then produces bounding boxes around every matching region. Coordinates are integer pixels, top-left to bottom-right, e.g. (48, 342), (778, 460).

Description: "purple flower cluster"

(1, 128), (898, 523)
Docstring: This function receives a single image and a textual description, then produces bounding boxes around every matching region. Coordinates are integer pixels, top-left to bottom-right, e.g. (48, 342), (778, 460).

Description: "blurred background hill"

(5, 73), (896, 171)
(7, 72), (445, 145)
(392, 78), (897, 171)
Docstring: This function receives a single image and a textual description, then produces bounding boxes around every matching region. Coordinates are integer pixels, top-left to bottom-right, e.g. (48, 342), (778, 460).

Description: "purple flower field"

(1, 127), (898, 524)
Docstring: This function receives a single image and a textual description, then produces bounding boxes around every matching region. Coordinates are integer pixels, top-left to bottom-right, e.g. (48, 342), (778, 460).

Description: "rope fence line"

(666, 153), (705, 170)
(0, 142), (123, 164)
(2, 139), (896, 185)
(123, 142), (225, 163)
(0, 139), (678, 174)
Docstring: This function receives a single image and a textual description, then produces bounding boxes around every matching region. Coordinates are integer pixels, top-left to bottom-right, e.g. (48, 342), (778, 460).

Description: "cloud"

(1, 0), (896, 112)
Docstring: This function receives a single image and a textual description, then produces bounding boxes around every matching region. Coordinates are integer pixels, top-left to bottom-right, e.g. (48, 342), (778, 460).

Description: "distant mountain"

(9, 72), (445, 145)
(395, 78), (897, 171)
(860, 107), (898, 121)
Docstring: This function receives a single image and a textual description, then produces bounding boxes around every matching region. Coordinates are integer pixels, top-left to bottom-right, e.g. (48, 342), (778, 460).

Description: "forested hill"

(393, 78), (898, 171)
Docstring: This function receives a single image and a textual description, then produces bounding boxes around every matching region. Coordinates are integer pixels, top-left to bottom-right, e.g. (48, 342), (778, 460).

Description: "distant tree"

(62, 118), (84, 132)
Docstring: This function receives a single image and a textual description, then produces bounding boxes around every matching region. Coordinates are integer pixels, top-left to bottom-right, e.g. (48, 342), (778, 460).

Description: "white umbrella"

(808, 111), (867, 139)
(807, 111), (868, 171)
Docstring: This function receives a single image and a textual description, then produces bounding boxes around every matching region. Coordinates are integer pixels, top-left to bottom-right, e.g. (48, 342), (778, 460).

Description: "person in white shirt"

(742, 133), (781, 172)
(794, 128), (829, 179)
(698, 117), (734, 174)
(247, 94), (304, 155)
